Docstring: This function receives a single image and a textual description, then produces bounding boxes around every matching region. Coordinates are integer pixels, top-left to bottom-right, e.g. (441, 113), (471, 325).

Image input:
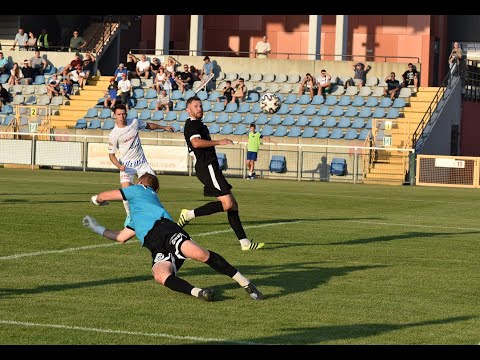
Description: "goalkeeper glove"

(91, 195), (109, 206)
(82, 215), (106, 236)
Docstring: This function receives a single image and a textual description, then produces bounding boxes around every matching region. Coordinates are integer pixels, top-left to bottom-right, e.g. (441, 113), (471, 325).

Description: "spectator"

(298, 73), (318, 100)
(136, 54), (151, 79)
(449, 41), (462, 74)
(60, 77), (73, 100)
(255, 35), (271, 59)
(0, 52), (8, 75)
(8, 63), (22, 86)
(30, 50), (47, 77)
(149, 56), (161, 78)
(20, 59), (34, 85)
(190, 65), (201, 83)
(69, 30), (86, 52)
(153, 67), (167, 95)
(11, 28), (28, 51)
(104, 77), (120, 109)
(217, 80), (234, 107)
(163, 71), (175, 94)
(201, 56), (213, 80)
(351, 62), (371, 88)
(117, 72), (132, 110)
(62, 53), (83, 77)
(46, 74), (61, 99)
(68, 64), (85, 89)
(126, 53), (138, 79)
(156, 89), (173, 112)
(231, 78), (247, 104)
(316, 69), (332, 96)
(176, 64), (193, 93)
(0, 83), (10, 112)
(384, 72), (401, 100)
(37, 28), (51, 51)
(401, 63), (418, 92)
(82, 52), (96, 84)
(114, 63), (128, 82)
(25, 31), (37, 51)
(165, 56), (179, 75)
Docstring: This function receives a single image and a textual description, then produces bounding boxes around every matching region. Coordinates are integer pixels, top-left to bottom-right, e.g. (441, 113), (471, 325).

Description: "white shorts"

(120, 163), (155, 184)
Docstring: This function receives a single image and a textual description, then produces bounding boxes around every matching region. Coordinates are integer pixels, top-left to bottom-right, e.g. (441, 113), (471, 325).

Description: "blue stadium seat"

(273, 125), (288, 137)
(133, 88), (144, 99)
(351, 95), (365, 107)
(144, 88), (157, 99)
(212, 102), (225, 112)
(276, 103), (289, 115)
(358, 107), (372, 118)
(233, 124), (248, 135)
(237, 103), (250, 113)
(296, 116), (309, 127)
(393, 98), (406, 108)
(216, 152), (227, 170)
(203, 112), (215, 123)
(311, 95), (324, 105)
(201, 100), (212, 112)
(209, 123), (220, 134)
(337, 117), (351, 128)
(344, 128), (358, 140)
(337, 95), (351, 106)
(284, 93), (298, 104)
(372, 108), (386, 118)
(269, 155), (286, 173)
(32, 75), (45, 85)
(229, 113), (242, 124)
(173, 100), (186, 111)
(315, 127), (329, 139)
(148, 99), (157, 110)
(324, 95), (338, 106)
(73, 118), (87, 129)
(268, 114), (282, 125)
(379, 97), (393, 108)
(309, 116), (323, 127)
(282, 115), (295, 126)
(98, 108), (112, 119)
(287, 126), (302, 137)
(250, 102), (262, 114)
(197, 90), (208, 101)
(261, 125), (274, 136)
(365, 96), (379, 107)
(365, 118), (373, 129)
(151, 110), (164, 121)
(208, 91), (221, 101)
(220, 123), (234, 135)
(344, 106), (358, 117)
(330, 106), (344, 117)
(134, 99), (148, 109)
(88, 119), (101, 129)
(164, 112), (177, 121)
(358, 129), (370, 140)
(170, 121), (181, 132)
(0, 74), (10, 84)
(330, 158), (347, 175)
(302, 105), (316, 116)
(170, 90), (183, 100)
(289, 104), (303, 115)
(301, 127), (316, 138)
(101, 119), (115, 130)
(317, 105), (330, 116)
(85, 108), (98, 118)
(255, 114), (268, 125)
(137, 109), (151, 121)
(242, 113), (255, 125)
(178, 111), (190, 122)
(297, 94), (311, 105)
(323, 117), (337, 127)
(386, 108), (400, 119)
(216, 113), (229, 124)
(126, 109), (138, 120)
(184, 89), (196, 100)
(351, 117), (366, 129)
(329, 128), (344, 139)
(246, 91), (260, 103)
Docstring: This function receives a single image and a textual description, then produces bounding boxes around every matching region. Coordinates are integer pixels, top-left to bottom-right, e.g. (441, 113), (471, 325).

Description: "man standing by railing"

(255, 35), (271, 59)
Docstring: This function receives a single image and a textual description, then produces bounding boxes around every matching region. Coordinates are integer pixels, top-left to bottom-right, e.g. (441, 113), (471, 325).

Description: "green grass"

(0, 168), (479, 345)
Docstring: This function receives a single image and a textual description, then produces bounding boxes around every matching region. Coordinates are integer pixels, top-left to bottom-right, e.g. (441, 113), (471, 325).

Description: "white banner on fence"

(434, 158), (465, 168)
(87, 143), (189, 172)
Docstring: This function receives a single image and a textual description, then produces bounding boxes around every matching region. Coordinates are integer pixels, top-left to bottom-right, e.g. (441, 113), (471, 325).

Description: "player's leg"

(180, 237), (263, 300)
(119, 168), (135, 216)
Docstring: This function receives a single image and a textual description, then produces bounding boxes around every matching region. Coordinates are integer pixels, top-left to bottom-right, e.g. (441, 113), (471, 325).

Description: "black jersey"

(183, 118), (218, 167)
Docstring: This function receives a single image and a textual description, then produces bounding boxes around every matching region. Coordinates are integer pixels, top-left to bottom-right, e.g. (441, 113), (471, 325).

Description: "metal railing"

(411, 67), (452, 152)
(130, 48), (419, 63)
(84, 15), (121, 55)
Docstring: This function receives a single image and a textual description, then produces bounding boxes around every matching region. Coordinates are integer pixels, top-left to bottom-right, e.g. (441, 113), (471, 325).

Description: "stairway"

(363, 87), (440, 185)
(50, 76), (110, 128)
(82, 20), (120, 57)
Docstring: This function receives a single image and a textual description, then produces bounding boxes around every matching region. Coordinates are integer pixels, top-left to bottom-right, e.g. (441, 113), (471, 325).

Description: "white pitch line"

(0, 221), (303, 261)
(0, 319), (263, 345)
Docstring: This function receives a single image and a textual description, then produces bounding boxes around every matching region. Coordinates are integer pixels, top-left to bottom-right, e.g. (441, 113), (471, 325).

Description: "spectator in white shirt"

(136, 54), (151, 79)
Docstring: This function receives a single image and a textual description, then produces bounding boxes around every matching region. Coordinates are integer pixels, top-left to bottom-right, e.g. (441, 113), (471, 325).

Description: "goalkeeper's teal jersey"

(120, 185), (173, 245)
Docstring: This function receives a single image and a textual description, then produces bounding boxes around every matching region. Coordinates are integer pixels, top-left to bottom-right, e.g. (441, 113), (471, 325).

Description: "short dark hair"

(321, 69), (326, 72)
(239, 77), (244, 82)
(186, 95), (201, 105)
(113, 104), (127, 113)
(226, 80), (231, 84)
(250, 124), (256, 129)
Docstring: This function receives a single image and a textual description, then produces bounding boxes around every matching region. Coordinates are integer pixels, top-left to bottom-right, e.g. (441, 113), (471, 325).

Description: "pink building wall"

(139, 15), (448, 86)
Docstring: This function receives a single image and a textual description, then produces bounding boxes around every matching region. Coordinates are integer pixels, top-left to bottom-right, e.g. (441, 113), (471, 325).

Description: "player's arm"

(90, 189), (123, 206)
(191, 137), (233, 148)
(109, 153), (126, 171)
(145, 122), (174, 132)
(82, 215), (135, 243)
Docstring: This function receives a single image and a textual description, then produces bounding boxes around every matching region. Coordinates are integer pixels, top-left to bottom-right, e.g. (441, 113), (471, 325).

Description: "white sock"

(239, 238), (250, 247)
(187, 210), (195, 220)
(232, 271), (250, 287)
(123, 200), (130, 215)
(191, 287), (202, 297)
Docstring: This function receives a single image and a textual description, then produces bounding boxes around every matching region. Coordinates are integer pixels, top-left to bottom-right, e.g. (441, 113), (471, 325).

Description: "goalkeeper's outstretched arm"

(83, 215), (135, 244)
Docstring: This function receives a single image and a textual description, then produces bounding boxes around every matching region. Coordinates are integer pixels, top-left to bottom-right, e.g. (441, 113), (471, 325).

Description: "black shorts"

(195, 161), (232, 197)
(143, 218), (191, 273)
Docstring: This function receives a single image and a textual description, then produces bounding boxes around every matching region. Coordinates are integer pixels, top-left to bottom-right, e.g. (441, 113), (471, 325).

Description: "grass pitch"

(0, 168), (479, 345)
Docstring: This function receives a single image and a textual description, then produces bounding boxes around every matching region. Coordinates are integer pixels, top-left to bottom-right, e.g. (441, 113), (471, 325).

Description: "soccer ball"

(260, 93), (281, 114)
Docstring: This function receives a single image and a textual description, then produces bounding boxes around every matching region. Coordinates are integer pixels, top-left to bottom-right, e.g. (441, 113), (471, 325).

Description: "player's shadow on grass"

(181, 261), (386, 301)
(188, 217), (382, 227)
(198, 315), (476, 345)
(0, 275), (151, 298)
(326, 230), (480, 246)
